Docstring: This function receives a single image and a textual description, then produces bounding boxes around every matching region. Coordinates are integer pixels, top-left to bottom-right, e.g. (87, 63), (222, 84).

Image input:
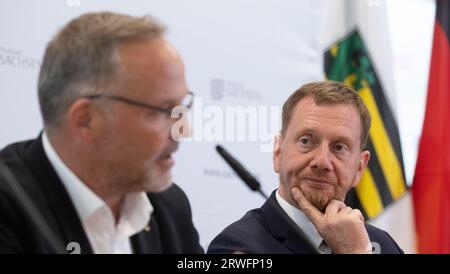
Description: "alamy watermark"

(170, 98), (281, 152)
(66, 0), (81, 7)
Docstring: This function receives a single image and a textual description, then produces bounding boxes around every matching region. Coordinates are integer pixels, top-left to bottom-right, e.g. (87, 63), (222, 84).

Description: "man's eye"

(334, 143), (348, 152)
(145, 109), (165, 120)
(146, 109), (160, 116)
(299, 136), (312, 145)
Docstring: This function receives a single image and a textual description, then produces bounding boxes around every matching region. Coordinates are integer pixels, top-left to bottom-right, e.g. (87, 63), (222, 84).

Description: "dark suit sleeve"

(380, 230), (404, 254)
(207, 212), (278, 254)
(149, 184), (204, 254)
(0, 184), (26, 254)
(169, 184), (204, 254)
(366, 224), (404, 254)
(207, 228), (251, 254)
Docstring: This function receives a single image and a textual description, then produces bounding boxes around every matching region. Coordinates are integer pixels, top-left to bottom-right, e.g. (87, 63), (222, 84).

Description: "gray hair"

(38, 12), (166, 129)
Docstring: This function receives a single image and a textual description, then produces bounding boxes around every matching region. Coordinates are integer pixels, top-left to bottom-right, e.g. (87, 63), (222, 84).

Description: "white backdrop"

(0, 0), (322, 249)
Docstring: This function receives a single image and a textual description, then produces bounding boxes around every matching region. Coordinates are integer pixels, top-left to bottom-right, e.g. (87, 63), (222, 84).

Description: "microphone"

(215, 145), (268, 199)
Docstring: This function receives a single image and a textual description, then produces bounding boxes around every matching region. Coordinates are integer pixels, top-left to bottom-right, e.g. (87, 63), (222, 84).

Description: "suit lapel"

(130, 217), (162, 254)
(262, 191), (319, 254)
(24, 136), (93, 254)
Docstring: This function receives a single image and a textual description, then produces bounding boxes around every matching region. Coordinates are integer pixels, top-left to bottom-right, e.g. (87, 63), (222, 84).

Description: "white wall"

(386, 0), (435, 185)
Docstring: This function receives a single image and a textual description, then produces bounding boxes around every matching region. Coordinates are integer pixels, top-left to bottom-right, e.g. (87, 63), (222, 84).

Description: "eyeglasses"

(83, 91), (194, 117)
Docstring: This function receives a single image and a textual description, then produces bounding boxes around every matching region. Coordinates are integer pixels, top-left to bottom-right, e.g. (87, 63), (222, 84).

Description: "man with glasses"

(0, 12), (202, 254)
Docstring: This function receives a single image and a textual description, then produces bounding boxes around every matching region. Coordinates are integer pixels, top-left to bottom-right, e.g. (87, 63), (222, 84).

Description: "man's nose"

(309, 144), (333, 173)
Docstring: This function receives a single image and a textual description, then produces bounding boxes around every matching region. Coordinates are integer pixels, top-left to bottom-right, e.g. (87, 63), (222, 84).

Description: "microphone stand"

(216, 145), (268, 199)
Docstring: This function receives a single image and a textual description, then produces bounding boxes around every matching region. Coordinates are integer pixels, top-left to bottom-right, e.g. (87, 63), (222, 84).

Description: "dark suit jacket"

(0, 136), (203, 254)
(208, 191), (404, 254)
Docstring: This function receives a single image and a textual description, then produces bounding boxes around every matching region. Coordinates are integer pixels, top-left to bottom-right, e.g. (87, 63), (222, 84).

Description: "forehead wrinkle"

(289, 102), (362, 147)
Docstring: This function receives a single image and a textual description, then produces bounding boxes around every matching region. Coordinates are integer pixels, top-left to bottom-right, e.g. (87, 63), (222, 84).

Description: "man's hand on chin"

(291, 187), (372, 254)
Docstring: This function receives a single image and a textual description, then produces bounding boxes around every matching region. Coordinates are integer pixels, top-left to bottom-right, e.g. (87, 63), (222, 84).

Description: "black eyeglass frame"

(83, 91), (194, 116)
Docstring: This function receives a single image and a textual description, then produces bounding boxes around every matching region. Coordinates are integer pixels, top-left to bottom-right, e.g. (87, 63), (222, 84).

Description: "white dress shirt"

(42, 133), (153, 254)
(275, 190), (332, 254)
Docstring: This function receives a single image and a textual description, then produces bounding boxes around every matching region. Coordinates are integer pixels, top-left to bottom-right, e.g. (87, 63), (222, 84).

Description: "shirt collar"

(275, 189), (323, 249)
(42, 132), (153, 235)
(42, 132), (104, 221)
(117, 192), (153, 238)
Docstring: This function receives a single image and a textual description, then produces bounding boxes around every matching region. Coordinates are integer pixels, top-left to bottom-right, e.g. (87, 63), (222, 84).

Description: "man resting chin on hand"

(207, 81), (404, 254)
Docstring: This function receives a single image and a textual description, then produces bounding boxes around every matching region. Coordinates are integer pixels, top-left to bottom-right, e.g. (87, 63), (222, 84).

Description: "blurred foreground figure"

(0, 12), (202, 254)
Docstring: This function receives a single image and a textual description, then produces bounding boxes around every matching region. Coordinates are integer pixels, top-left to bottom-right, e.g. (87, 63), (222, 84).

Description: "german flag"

(324, 30), (408, 220)
(412, 0), (450, 254)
